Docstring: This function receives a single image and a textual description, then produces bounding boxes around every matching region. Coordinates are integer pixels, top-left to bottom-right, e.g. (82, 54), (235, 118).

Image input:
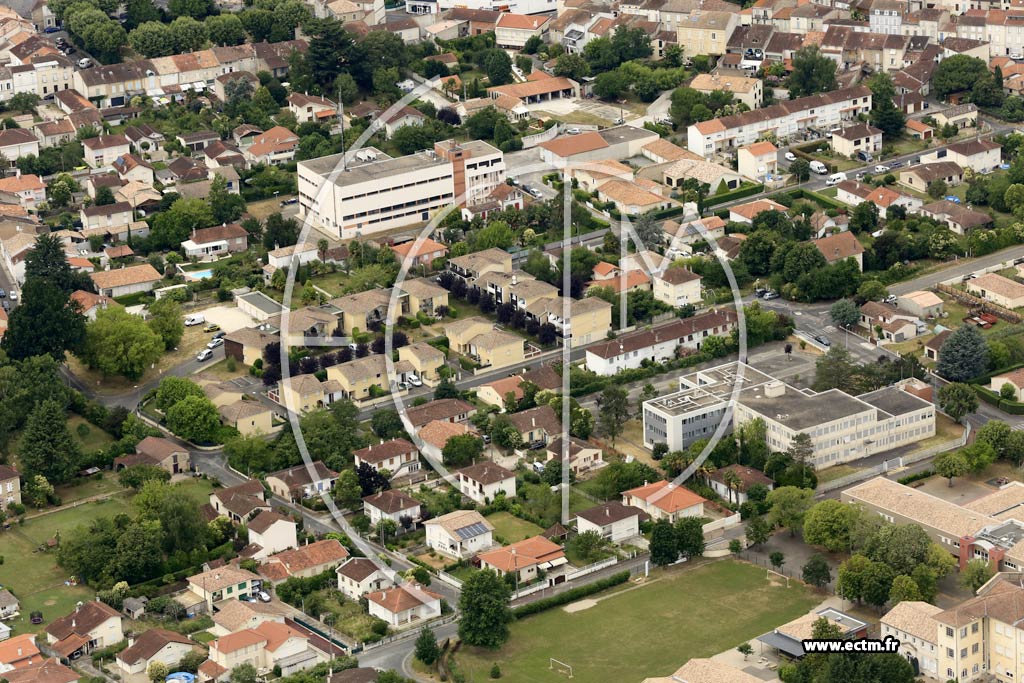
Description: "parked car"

(204, 323), (220, 332)
(45, 26), (62, 33)
(613, 117), (625, 125)
(238, 594), (255, 602)
(566, 127), (581, 135)
(185, 314), (205, 326)
(408, 373), (423, 387)
(763, 290), (780, 300)
(257, 591), (271, 603)
(77, 57), (92, 68)
(884, 295), (898, 304)
(62, 46), (76, 55)
(754, 287), (767, 297)
(874, 164), (888, 174)
(784, 151), (797, 162)
(889, 161), (904, 169)
(8, 291), (17, 302)
(398, 381), (409, 391)
(196, 349), (213, 361)
(814, 335), (831, 347)
(212, 331), (226, 340)
(207, 338), (224, 349)
(856, 150), (873, 163)
(0, 288), (7, 298)
(279, 197), (298, 206)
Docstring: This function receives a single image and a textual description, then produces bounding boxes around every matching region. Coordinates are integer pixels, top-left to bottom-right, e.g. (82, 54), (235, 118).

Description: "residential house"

(45, 601), (123, 660)
(899, 162), (964, 192)
(688, 86), (872, 158)
(990, 368), (1024, 401)
(186, 566), (262, 611)
(336, 558), (389, 600)
(207, 622), (319, 677)
(728, 198), (788, 224)
(272, 373), (341, 413)
(0, 588), (18, 621)
(478, 536), (567, 583)
(80, 202), (134, 230)
(0, 174), (45, 211)
(224, 326), (278, 366)
(575, 502), (644, 542)
(495, 13), (549, 49)
(263, 242), (319, 283)
(831, 123), (883, 159)
(353, 439), (420, 479)
(0, 633), (40, 667)
(0, 129), (39, 168)
(326, 355), (409, 402)
(390, 238), (448, 269)
(736, 141), (778, 181)
(81, 135), (131, 169)
(476, 365), (561, 411)
(919, 200), (992, 234)
(208, 480), (270, 524)
(90, 264), (162, 298)
(123, 124), (164, 154)
(834, 179), (922, 218)
(286, 93), (338, 124)
(455, 462), (516, 505)
(245, 511), (298, 561)
(676, 11), (738, 58)
(396, 342), (446, 385)
(219, 400), (274, 437)
(446, 317), (525, 370)
(814, 231), (865, 271)
(362, 489), (422, 527)
(545, 437), (603, 475)
(0, 464), (20, 507)
(244, 126), (300, 165)
(923, 139), (1001, 174)
(924, 329), (951, 363)
(690, 73), (763, 108)
(707, 465), (774, 505)
(525, 295), (612, 348)
(968, 273), (1024, 308)
(115, 629), (194, 677)
(447, 247), (512, 283)
(932, 103), (978, 129)
(652, 267), (702, 308)
(176, 131), (220, 154)
(266, 462), (339, 502)
(111, 154), (154, 186)
(208, 600), (287, 638)
(507, 405), (561, 447)
(405, 398), (476, 429)
(258, 539), (350, 584)
(584, 310), (739, 376)
(2, 660), (79, 683)
(622, 480), (707, 522)
(424, 509), (493, 558)
(113, 436), (190, 475)
(366, 584), (441, 627)
(182, 223), (249, 259)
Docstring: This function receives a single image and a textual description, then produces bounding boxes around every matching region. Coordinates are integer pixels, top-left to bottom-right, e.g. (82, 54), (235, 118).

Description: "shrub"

(512, 571), (630, 618)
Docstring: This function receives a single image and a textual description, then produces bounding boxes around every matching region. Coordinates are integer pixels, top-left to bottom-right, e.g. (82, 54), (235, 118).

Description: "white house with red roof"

(353, 438), (420, 478)
(622, 480), (707, 523)
(366, 584), (442, 627)
(336, 558), (390, 600)
(243, 126), (300, 166)
(0, 174), (45, 210)
(813, 231), (865, 271)
(477, 536), (567, 583)
(389, 238), (448, 270)
(835, 179), (922, 219)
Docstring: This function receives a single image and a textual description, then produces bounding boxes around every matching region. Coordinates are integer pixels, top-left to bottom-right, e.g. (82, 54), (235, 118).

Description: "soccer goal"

(766, 568), (790, 587)
(550, 658), (574, 678)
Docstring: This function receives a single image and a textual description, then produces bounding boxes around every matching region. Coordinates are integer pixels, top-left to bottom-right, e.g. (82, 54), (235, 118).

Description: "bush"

(512, 571), (630, 618)
(897, 469), (934, 485)
(703, 183), (765, 208)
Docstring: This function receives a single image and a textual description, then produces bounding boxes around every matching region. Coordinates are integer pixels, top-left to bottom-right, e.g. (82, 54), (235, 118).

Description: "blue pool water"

(189, 269), (214, 279)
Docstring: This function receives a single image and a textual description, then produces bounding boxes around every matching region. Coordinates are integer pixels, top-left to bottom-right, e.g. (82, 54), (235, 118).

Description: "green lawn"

(54, 474), (122, 505)
(68, 414), (115, 452)
(0, 479), (215, 634)
(486, 512), (544, 544)
(454, 560), (820, 683)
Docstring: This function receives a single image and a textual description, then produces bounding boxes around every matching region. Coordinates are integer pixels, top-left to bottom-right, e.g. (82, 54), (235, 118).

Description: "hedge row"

(972, 384), (1024, 414)
(897, 469), (934, 485)
(512, 570), (631, 618)
(790, 142), (838, 175)
(704, 183), (766, 208)
(785, 188), (848, 211)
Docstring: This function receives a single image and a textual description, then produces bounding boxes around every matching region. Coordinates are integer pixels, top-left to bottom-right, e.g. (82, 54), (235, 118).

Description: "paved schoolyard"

(916, 475), (994, 506)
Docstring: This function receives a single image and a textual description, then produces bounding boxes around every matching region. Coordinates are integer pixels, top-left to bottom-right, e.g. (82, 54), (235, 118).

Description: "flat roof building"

(297, 140), (504, 239)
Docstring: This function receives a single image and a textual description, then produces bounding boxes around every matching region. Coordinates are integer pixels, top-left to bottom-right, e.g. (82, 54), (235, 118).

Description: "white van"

(826, 172), (847, 186)
(809, 160), (828, 175)
(184, 313), (205, 326)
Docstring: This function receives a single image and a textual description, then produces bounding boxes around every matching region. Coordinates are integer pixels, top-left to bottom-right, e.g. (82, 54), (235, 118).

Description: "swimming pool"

(188, 269), (214, 280)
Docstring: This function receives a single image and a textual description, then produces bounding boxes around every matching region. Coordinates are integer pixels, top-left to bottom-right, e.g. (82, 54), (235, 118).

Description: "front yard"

(452, 559), (820, 683)
(485, 511), (544, 544)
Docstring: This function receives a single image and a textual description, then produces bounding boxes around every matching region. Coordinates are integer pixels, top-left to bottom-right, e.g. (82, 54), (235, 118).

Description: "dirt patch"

(562, 599), (597, 613)
(44, 599), (56, 606)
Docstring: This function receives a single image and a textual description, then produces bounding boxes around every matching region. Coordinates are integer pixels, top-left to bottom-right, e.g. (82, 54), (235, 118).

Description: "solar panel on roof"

(455, 522), (490, 540)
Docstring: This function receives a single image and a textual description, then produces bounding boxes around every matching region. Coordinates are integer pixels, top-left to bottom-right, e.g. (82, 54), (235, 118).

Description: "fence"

(934, 282), (1023, 324)
(702, 513), (741, 538)
(361, 613), (459, 651)
(564, 556), (619, 582)
(522, 124), (561, 149)
(436, 571), (464, 589)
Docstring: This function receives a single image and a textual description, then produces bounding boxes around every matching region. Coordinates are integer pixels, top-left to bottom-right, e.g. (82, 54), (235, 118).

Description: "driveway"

(196, 304), (258, 333)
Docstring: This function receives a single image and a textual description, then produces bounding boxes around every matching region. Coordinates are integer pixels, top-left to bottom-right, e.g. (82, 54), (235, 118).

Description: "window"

(973, 623), (979, 634)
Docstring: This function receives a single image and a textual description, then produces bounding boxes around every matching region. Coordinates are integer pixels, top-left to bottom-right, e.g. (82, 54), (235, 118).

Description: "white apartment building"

(644, 361), (936, 466)
(436, 0), (557, 14)
(687, 86), (872, 158)
(0, 56), (75, 101)
(956, 10), (1024, 58)
(297, 140), (504, 238)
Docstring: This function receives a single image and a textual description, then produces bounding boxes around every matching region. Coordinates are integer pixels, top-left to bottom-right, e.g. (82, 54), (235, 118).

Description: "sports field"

(455, 560), (820, 683)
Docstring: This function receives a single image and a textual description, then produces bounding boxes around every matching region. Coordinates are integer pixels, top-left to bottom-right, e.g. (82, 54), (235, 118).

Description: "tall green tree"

(598, 385), (630, 446)
(829, 299), (859, 329)
(767, 486), (814, 536)
(787, 46), (837, 98)
(802, 554), (832, 588)
(458, 569), (513, 648)
(3, 279), (87, 361)
(933, 450), (968, 487)
(650, 519), (679, 565)
(165, 395), (221, 443)
(932, 54), (989, 100)
(82, 308), (164, 380)
(19, 398), (80, 484)
(147, 297), (184, 351)
(414, 626), (440, 665)
(937, 324), (988, 381)
(937, 382), (979, 422)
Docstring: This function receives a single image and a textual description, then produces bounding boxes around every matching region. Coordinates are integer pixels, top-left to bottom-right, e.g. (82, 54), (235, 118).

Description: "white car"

(784, 152), (797, 162)
(207, 338), (224, 349)
(566, 127), (581, 135)
(257, 591), (271, 603)
(196, 349), (213, 362)
(874, 164), (889, 174)
(408, 373), (423, 387)
(8, 290), (17, 301)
